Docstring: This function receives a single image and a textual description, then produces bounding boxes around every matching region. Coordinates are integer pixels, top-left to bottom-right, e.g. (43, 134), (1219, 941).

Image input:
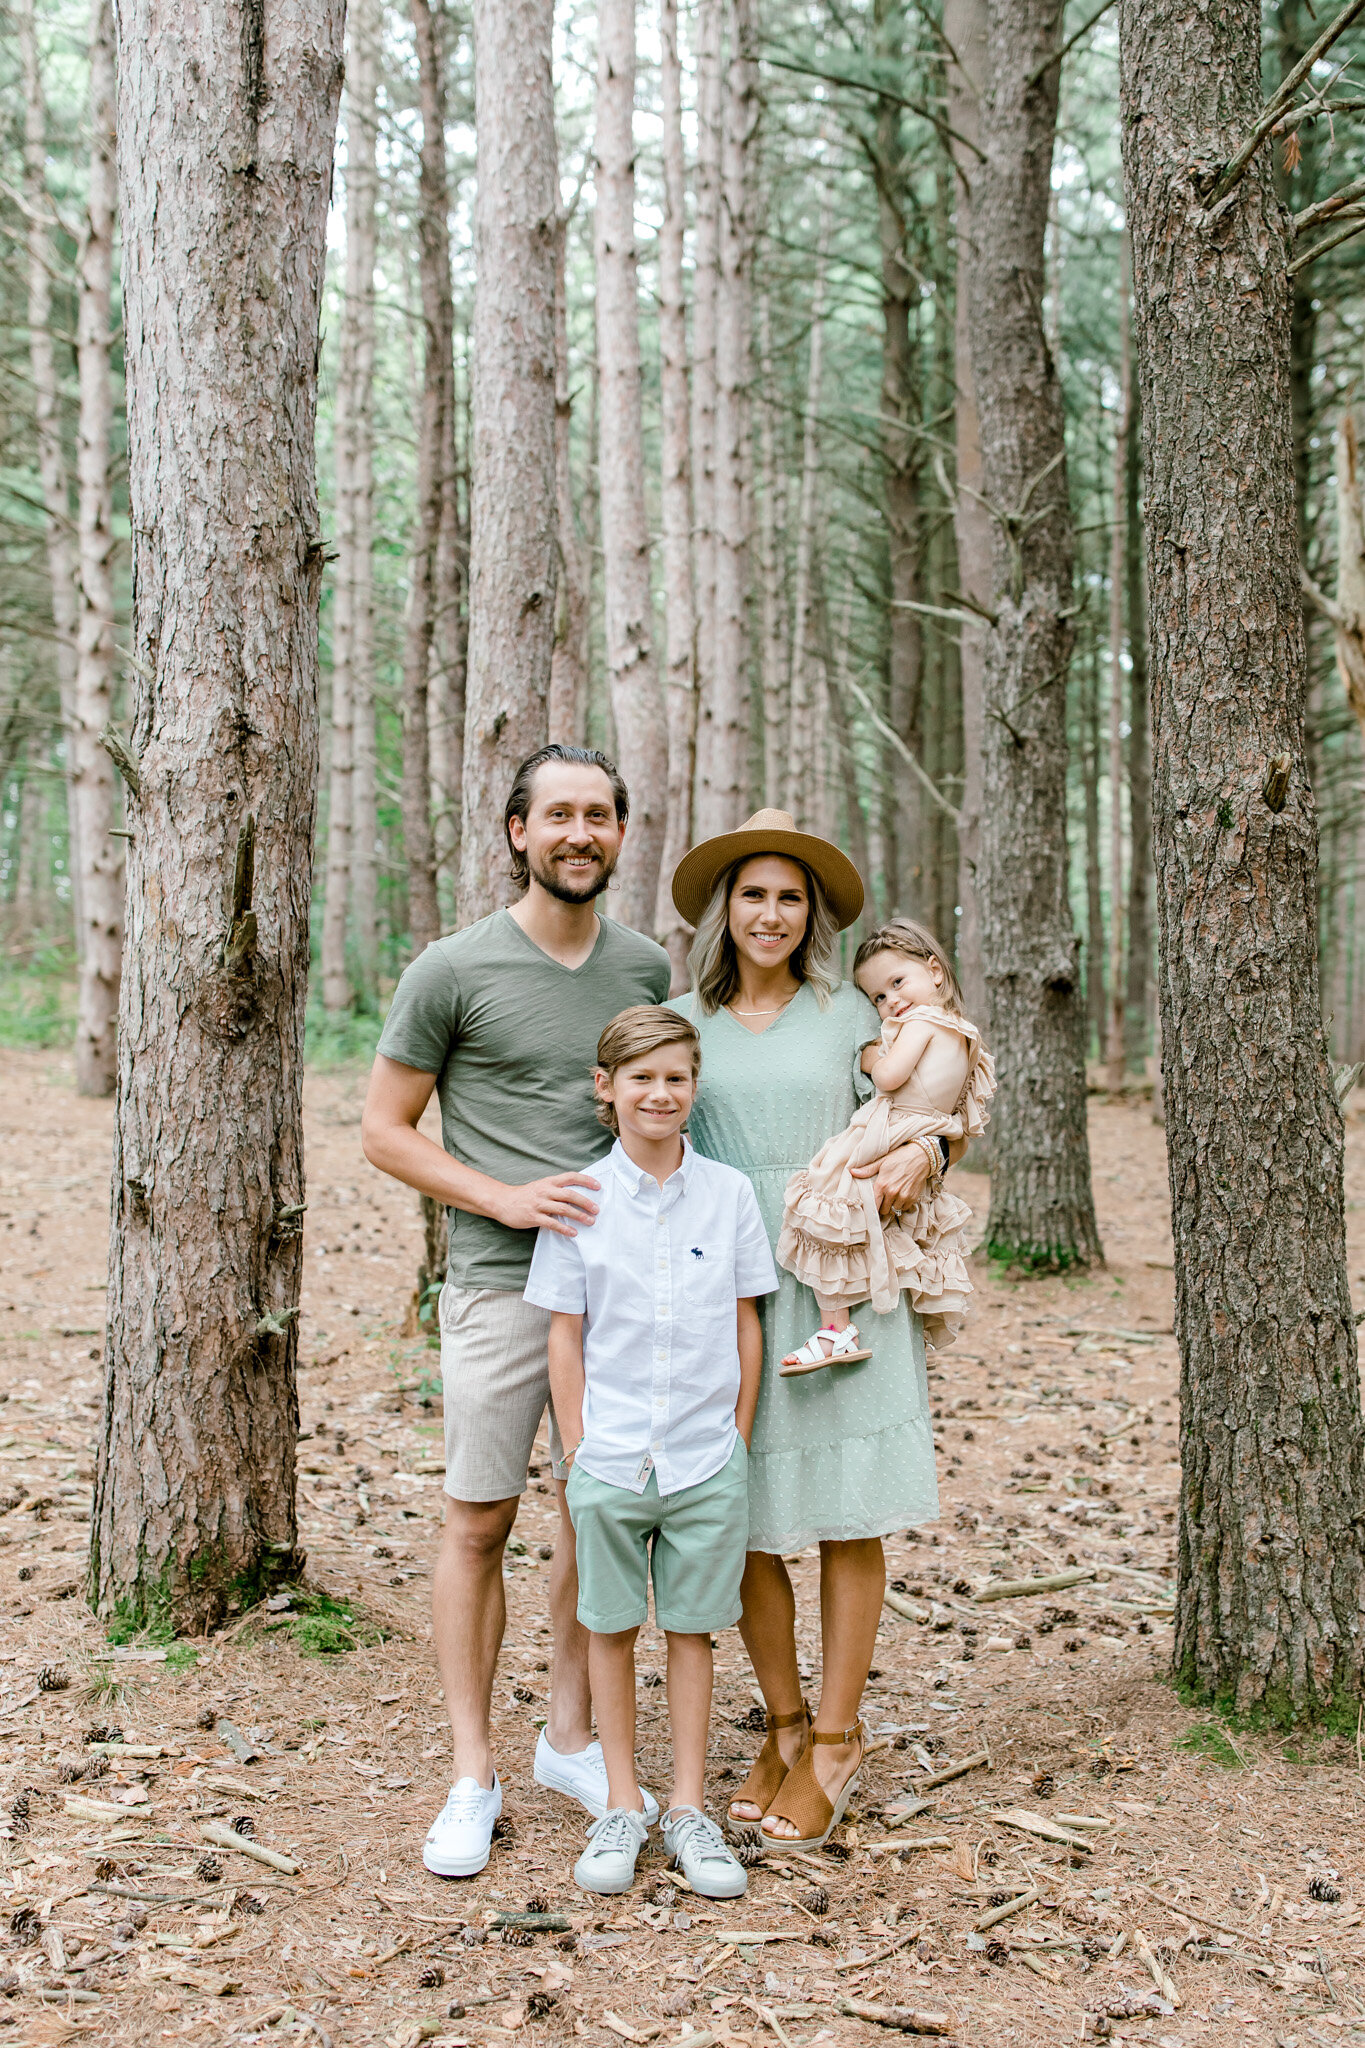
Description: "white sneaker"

(662, 1805), (748, 1899)
(534, 1730), (660, 1824)
(423, 1774), (502, 1877)
(573, 1806), (650, 1895)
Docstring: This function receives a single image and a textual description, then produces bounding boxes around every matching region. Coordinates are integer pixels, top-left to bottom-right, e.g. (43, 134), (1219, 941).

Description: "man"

(361, 745), (671, 1877)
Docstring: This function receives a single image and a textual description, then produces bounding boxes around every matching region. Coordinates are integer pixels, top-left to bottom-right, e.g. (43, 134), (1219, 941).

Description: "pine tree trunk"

(756, 295), (789, 811)
(95, 0), (344, 1631)
(71, 0), (122, 1098)
(654, 0), (698, 982)
(1082, 646), (1105, 1052)
(348, 0), (382, 1009)
(784, 192), (830, 829)
(690, 0), (723, 823)
(874, 1), (925, 917)
(18, 0), (83, 975)
(459, 0), (557, 921)
(944, 0), (990, 1020)
(1120, 0), (1365, 1718)
(972, 0), (1101, 1270)
(1123, 377), (1152, 1072)
(1104, 242), (1131, 1092)
(594, 0), (667, 933)
(402, 0), (452, 956)
(549, 213), (589, 746)
(697, 0), (754, 837)
(323, 0), (380, 1014)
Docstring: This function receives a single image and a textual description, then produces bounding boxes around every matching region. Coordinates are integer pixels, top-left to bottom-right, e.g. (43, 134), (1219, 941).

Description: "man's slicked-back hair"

(503, 744), (630, 888)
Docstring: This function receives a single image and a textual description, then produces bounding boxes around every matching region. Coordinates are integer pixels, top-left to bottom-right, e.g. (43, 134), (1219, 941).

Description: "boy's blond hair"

(594, 1006), (702, 1133)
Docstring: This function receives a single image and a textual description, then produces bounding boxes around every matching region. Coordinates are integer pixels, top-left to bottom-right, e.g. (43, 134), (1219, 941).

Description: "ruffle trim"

(777, 1185), (976, 1319)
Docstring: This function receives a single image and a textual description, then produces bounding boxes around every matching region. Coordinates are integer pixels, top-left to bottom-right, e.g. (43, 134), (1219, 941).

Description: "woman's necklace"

(728, 990), (798, 1017)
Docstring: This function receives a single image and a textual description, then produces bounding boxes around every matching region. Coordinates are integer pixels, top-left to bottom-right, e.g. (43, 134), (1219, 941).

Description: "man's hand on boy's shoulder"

(495, 1169), (602, 1237)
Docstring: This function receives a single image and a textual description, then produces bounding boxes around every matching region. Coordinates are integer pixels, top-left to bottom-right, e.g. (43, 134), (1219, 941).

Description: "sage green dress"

(670, 982), (940, 1553)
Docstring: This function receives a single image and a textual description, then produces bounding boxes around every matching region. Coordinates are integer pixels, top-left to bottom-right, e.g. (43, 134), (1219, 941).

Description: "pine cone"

(645, 1881), (675, 1907)
(1031, 1770), (1055, 1799)
(231, 1814), (256, 1838)
(524, 1893), (549, 1914)
(823, 1838), (851, 1861)
(8, 1907), (38, 1944)
(231, 1893), (265, 1917)
(194, 1855), (223, 1883)
(736, 1705), (768, 1732)
(55, 1761), (84, 1784)
(985, 1940), (1009, 1965)
(798, 1886), (829, 1916)
(461, 1926), (487, 1947)
(809, 1927), (837, 1947)
(94, 1859), (117, 1881)
(417, 1962), (445, 1989)
(732, 1834), (763, 1869)
(491, 1816), (515, 1842)
(1014, 1633), (1033, 1651)
(526, 1991), (557, 2019)
(555, 1932), (578, 1953)
(36, 1665), (70, 1692)
(1309, 1876), (1342, 1903)
(15, 1568), (34, 1584)
(8, 1793), (30, 1836)
(196, 1708), (218, 1732)
(82, 1755), (108, 1781)
(501, 1925), (534, 1947)
(84, 1724), (122, 1746)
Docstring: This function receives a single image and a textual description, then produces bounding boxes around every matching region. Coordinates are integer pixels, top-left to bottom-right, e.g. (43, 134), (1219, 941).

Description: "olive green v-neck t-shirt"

(377, 909), (671, 1290)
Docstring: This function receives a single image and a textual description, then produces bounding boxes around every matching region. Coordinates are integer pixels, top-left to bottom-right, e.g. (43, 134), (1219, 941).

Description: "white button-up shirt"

(523, 1138), (778, 1494)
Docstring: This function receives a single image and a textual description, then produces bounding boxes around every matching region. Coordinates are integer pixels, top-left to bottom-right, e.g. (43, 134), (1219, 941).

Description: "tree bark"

(690, 0), (723, 822)
(71, 0), (122, 1097)
(549, 211), (589, 746)
(323, 0), (381, 1014)
(972, 0), (1101, 1270)
(459, 0), (557, 922)
(784, 189), (831, 830)
(594, 0), (667, 932)
(654, 0), (698, 982)
(1120, 0), (1365, 1718)
(18, 0), (83, 980)
(944, 0), (990, 1021)
(402, 0), (453, 956)
(874, 0), (925, 916)
(1123, 375), (1152, 1072)
(756, 294), (789, 811)
(1081, 643), (1105, 1052)
(1104, 240), (1132, 1092)
(696, 0), (754, 837)
(95, 0), (344, 1630)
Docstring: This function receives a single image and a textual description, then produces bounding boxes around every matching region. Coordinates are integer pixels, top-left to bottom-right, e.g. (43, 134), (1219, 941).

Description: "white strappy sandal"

(779, 1321), (872, 1376)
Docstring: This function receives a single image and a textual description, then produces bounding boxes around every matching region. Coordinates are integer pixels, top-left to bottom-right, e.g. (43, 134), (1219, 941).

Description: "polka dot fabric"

(670, 982), (940, 1553)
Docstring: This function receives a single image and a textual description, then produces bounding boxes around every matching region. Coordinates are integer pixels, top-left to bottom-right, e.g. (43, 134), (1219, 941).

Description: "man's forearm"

(360, 1116), (513, 1225)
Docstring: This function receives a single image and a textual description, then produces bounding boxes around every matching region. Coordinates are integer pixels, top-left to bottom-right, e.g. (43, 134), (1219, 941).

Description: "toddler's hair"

(852, 918), (963, 1012)
(594, 1006), (702, 1133)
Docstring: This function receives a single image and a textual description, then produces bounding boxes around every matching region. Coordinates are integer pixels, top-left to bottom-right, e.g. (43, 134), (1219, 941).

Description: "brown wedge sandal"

(727, 1703), (812, 1824)
(759, 1719), (865, 1850)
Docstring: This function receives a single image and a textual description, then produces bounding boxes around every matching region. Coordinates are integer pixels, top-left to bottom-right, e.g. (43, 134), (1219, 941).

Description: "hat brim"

(671, 826), (865, 931)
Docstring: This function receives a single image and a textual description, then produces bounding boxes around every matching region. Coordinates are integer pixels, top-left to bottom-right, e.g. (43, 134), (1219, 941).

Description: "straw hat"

(671, 808), (865, 931)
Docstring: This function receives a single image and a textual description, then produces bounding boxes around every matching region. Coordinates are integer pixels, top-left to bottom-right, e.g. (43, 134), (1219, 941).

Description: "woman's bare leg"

(728, 1551), (805, 1822)
(762, 1536), (884, 1840)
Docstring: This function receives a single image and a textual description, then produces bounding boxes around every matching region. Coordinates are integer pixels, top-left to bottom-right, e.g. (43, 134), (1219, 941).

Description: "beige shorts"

(438, 1284), (565, 1502)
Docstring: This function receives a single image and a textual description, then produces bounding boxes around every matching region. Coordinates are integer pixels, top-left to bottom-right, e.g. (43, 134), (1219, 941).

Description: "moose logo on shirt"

(690, 1247), (705, 1260)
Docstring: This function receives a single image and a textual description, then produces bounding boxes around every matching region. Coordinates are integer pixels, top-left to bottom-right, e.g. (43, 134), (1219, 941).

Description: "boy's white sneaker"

(534, 1730), (660, 1824)
(662, 1806), (748, 1899)
(423, 1774), (502, 1877)
(573, 1806), (650, 1894)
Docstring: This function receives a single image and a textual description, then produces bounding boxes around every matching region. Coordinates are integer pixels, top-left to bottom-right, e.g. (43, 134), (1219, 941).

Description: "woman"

(669, 809), (962, 1847)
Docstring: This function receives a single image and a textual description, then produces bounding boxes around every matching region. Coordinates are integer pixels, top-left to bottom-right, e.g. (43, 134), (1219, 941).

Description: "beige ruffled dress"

(776, 1004), (995, 1346)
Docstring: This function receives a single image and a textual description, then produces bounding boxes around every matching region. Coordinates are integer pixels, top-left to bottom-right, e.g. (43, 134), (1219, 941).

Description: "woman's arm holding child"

(735, 1299), (763, 1448)
(547, 1311), (587, 1466)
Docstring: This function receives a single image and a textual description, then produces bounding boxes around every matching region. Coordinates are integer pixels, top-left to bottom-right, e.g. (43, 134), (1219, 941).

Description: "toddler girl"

(775, 919), (994, 1373)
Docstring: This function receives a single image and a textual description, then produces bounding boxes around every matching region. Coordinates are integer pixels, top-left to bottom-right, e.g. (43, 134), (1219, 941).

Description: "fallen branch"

(201, 1820), (300, 1875)
(865, 1835), (951, 1856)
(989, 1808), (1094, 1854)
(918, 1749), (990, 1791)
(834, 1928), (921, 1974)
(883, 1589), (929, 1622)
(1135, 1928), (1181, 2007)
(489, 1911), (572, 1932)
(975, 1886), (1039, 1932)
(973, 1569), (1097, 1602)
(835, 1994), (951, 2035)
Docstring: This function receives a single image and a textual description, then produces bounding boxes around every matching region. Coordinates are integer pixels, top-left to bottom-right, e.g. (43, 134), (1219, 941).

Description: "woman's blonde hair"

(852, 918), (963, 1011)
(594, 1005), (702, 1134)
(688, 857), (841, 1016)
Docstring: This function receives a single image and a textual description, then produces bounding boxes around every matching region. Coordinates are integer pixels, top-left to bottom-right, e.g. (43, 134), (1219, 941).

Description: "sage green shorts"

(565, 1438), (749, 1635)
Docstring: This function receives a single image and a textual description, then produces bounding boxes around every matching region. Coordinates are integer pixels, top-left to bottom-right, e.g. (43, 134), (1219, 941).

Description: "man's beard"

(529, 844), (618, 904)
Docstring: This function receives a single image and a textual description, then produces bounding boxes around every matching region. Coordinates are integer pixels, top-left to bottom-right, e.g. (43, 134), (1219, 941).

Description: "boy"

(524, 1006), (777, 1897)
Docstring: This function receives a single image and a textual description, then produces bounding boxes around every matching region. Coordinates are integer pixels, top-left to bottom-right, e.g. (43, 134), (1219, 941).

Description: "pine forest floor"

(3, 1048), (1365, 2048)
